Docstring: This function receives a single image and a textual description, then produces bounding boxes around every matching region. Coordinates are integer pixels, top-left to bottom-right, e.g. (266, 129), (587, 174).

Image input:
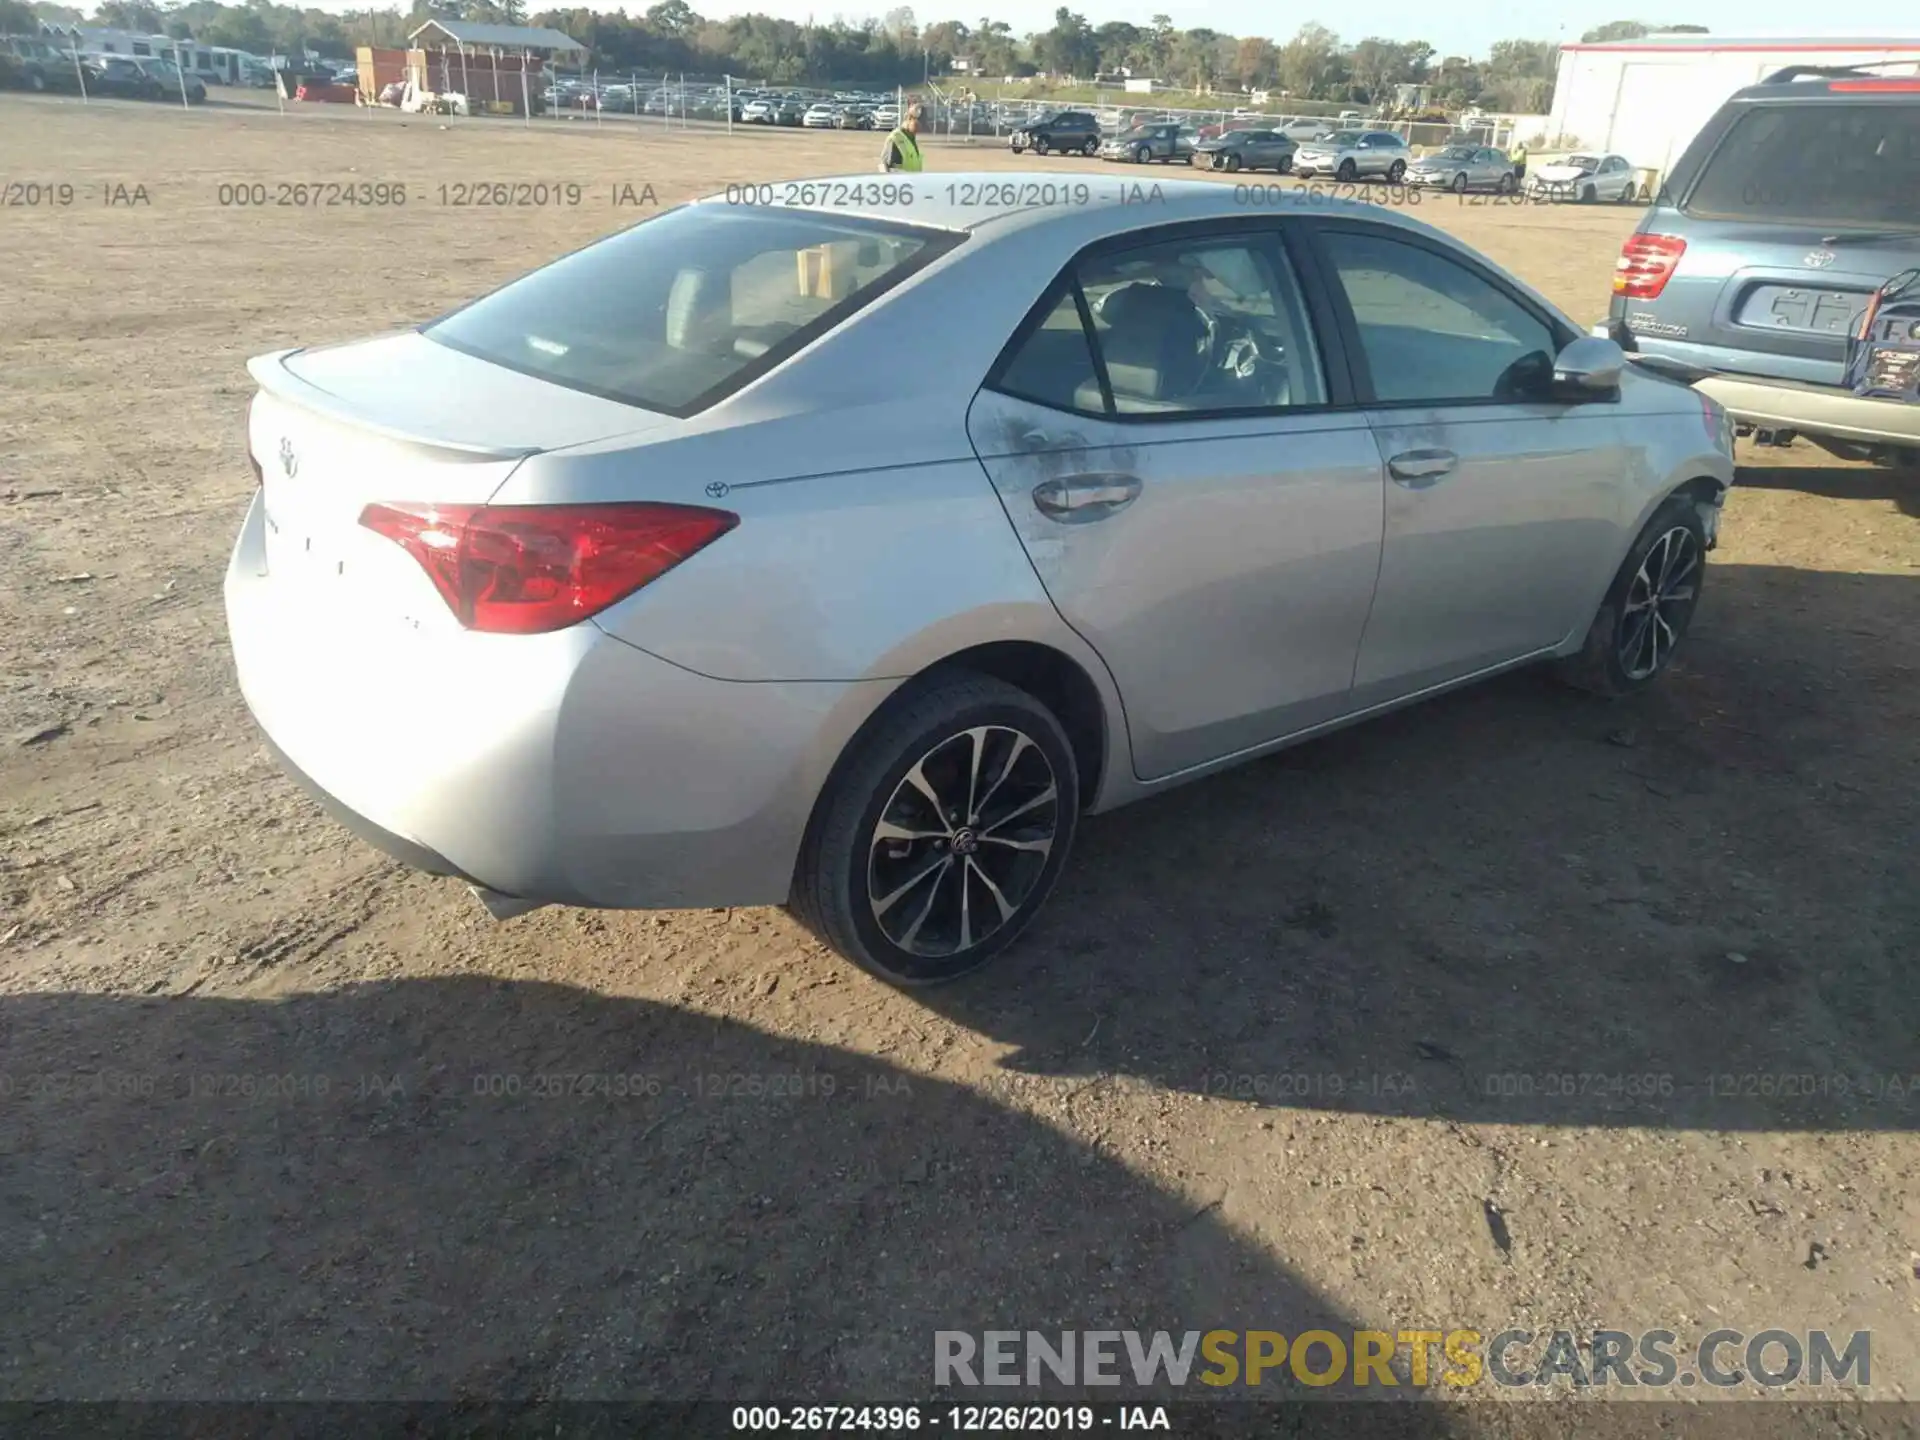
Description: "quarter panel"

(586, 457), (1108, 687)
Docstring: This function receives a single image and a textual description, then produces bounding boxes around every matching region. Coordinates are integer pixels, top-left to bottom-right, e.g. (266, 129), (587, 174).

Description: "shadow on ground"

(921, 561), (1920, 1133)
(1733, 460), (1920, 516)
(1, 978), (1456, 1419)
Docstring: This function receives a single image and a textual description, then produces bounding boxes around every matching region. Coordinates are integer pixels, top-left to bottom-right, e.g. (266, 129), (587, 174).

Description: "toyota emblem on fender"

(1802, 249), (1837, 270)
(279, 436), (298, 478)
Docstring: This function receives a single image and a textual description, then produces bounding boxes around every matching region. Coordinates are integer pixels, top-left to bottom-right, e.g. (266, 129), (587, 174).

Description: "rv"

(37, 24), (259, 83)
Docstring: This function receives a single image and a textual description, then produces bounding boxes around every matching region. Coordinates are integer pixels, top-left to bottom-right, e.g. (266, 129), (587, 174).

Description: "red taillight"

(1829, 78), (1920, 92)
(1613, 233), (1687, 299)
(358, 501), (738, 635)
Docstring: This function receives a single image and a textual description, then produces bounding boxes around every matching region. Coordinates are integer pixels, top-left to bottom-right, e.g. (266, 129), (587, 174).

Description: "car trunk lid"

(246, 334), (667, 630)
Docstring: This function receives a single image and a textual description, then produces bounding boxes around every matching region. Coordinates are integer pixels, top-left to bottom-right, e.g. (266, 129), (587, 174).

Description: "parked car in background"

(227, 176), (1732, 986)
(871, 102), (900, 128)
(1600, 62), (1920, 471)
(1292, 130), (1410, 182)
(1274, 116), (1335, 142)
(3, 35), (83, 93)
(802, 102), (839, 129)
(139, 56), (207, 102)
(1191, 128), (1297, 173)
(79, 54), (166, 100)
(1010, 109), (1100, 155)
(1100, 122), (1192, 163)
(1529, 153), (1639, 203)
(1406, 143), (1518, 194)
(837, 104), (875, 130)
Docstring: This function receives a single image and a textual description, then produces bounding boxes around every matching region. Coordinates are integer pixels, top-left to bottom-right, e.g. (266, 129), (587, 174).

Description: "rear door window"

(1686, 101), (1920, 227)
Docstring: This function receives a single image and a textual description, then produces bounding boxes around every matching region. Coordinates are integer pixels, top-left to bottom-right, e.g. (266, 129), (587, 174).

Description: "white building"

(1547, 32), (1920, 178)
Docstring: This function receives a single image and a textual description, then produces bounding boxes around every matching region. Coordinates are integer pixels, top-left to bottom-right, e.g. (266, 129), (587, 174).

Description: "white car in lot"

(1529, 152), (1640, 203)
(1274, 117), (1334, 142)
(803, 103), (840, 129)
(226, 176), (1732, 985)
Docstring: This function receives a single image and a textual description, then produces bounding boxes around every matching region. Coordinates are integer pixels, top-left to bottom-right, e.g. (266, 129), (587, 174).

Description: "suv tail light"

(359, 501), (737, 635)
(1614, 234), (1687, 299)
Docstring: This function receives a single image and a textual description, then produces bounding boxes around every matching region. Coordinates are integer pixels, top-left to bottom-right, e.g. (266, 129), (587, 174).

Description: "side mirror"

(1553, 335), (1625, 394)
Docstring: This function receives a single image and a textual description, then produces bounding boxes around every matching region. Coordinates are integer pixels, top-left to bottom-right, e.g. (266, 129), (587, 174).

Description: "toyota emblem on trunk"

(1802, 249), (1837, 270)
(279, 437), (297, 478)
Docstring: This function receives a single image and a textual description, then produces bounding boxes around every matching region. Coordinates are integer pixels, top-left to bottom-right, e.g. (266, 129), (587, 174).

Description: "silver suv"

(1292, 130), (1410, 183)
(1599, 64), (1920, 467)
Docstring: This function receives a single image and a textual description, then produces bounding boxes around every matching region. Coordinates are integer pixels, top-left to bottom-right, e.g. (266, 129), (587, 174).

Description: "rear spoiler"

(245, 347), (542, 462)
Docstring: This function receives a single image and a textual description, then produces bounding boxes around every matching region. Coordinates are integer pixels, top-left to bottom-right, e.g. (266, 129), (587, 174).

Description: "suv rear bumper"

(1595, 320), (1920, 448)
(1693, 374), (1920, 448)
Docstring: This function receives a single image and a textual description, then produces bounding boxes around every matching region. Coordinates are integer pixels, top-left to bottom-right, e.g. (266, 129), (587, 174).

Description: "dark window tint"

(1326, 231), (1556, 403)
(1686, 101), (1920, 227)
(995, 286), (1104, 412)
(1078, 237), (1326, 414)
(426, 206), (958, 415)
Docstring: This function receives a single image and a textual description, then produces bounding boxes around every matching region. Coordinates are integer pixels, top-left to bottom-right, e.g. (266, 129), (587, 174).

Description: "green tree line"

(4, 0), (1702, 107)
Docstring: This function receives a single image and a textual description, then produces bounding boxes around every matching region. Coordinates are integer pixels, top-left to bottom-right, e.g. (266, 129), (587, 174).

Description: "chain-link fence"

(533, 64), (738, 126)
(442, 63), (1538, 156)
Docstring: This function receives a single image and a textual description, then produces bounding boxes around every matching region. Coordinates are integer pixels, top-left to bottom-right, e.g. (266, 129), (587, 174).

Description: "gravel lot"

(1, 91), (1916, 1426)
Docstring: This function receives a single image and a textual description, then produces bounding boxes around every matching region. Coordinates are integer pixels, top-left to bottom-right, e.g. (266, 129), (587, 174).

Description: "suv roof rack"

(1762, 59), (1919, 84)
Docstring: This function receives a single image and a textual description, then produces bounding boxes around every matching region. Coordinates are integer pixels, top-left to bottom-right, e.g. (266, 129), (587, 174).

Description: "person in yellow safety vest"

(1508, 138), (1528, 182)
(880, 103), (926, 173)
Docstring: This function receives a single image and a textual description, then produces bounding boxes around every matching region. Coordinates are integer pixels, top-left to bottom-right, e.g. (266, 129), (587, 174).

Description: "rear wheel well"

(922, 642), (1107, 807)
(790, 642), (1111, 904)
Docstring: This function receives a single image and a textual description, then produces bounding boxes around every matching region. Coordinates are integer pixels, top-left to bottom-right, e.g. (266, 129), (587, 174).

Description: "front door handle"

(1032, 474), (1143, 523)
(1387, 449), (1458, 488)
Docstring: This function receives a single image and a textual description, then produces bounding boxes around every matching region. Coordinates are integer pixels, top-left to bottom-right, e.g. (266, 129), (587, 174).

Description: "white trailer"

(1548, 32), (1920, 179)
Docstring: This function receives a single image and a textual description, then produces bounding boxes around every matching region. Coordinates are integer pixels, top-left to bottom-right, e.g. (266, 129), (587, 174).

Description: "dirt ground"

(2, 92), (1918, 1423)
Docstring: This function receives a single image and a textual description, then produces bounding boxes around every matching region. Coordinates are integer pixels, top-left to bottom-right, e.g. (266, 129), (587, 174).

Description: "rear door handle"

(1387, 449), (1458, 488)
(1032, 474), (1143, 523)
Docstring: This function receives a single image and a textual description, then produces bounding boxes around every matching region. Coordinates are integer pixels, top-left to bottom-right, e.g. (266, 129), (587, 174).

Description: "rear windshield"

(425, 205), (959, 415)
(1686, 100), (1920, 227)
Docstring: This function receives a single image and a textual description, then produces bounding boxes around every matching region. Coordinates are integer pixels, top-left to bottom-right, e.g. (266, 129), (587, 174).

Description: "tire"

(1451, 171), (1468, 193)
(1081, 136), (1097, 156)
(1134, 144), (1151, 163)
(29, 71), (47, 93)
(1032, 137), (1048, 155)
(1387, 159), (1406, 183)
(1555, 494), (1708, 698)
(789, 671), (1080, 986)
(1336, 158), (1357, 181)
(1581, 183), (1597, 203)
(1223, 153), (1241, 172)
(1616, 181), (1637, 204)
(1010, 140), (1025, 153)
(1276, 154), (1291, 174)
(1498, 171), (1517, 195)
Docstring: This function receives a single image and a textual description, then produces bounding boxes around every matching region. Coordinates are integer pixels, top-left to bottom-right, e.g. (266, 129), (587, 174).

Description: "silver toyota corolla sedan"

(226, 175), (1735, 985)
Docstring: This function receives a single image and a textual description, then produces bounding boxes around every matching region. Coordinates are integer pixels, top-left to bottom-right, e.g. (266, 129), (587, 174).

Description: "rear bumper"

(224, 490), (889, 911)
(1691, 375), (1920, 448)
(1596, 322), (1920, 448)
